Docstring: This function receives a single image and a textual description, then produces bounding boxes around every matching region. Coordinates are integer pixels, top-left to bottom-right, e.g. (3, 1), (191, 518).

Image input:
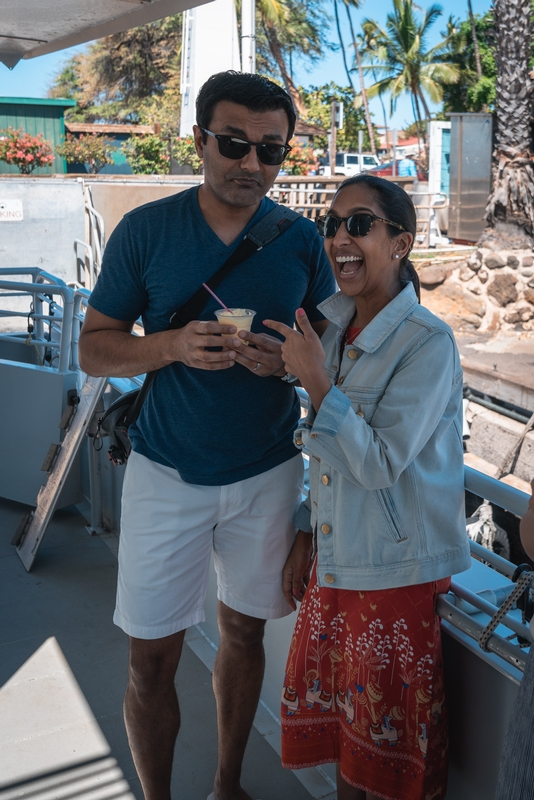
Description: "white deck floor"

(0, 497), (336, 800)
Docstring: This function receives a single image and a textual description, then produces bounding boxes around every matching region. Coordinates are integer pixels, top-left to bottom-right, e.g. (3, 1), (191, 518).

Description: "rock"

(486, 273), (519, 306)
(507, 254), (520, 268)
(421, 282), (485, 330)
(485, 253), (506, 269)
(523, 288), (534, 305)
(419, 266), (446, 286)
(466, 279), (482, 294)
(504, 309), (522, 324)
(478, 305), (502, 333)
(522, 255), (533, 267)
(520, 305), (533, 321)
(468, 252), (482, 269)
(459, 266), (476, 281)
(521, 269), (534, 277)
(529, 278), (534, 288)
(478, 269), (489, 284)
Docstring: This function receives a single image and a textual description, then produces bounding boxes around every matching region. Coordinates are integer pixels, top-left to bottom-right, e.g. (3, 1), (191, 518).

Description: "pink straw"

(202, 283), (232, 312)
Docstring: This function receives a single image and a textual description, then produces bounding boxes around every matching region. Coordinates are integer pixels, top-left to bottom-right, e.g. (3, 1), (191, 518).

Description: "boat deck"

(0, 497), (335, 800)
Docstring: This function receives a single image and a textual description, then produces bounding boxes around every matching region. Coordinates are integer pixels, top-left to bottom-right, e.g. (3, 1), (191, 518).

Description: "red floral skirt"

(281, 565), (451, 800)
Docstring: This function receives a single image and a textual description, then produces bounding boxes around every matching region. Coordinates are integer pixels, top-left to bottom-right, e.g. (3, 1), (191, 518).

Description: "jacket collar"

(318, 283), (419, 353)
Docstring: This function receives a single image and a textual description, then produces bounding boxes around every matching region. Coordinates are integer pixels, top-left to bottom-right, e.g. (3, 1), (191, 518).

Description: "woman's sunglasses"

(201, 128), (291, 166)
(316, 213), (406, 239)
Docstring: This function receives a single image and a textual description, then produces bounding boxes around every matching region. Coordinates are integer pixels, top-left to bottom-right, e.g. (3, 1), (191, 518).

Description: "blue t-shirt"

(89, 187), (335, 485)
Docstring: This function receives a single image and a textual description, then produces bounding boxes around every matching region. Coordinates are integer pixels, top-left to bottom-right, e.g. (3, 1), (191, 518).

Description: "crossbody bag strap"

(125, 205), (300, 426)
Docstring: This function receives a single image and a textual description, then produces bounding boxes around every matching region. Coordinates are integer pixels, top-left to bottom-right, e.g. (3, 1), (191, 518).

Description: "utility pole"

(242, 0), (255, 73)
(329, 100), (344, 176)
(329, 101), (337, 177)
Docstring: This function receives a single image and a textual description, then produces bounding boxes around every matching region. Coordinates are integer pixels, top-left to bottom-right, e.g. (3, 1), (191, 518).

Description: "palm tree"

(332, 0), (356, 92)
(467, 0), (483, 81)
(341, 0), (377, 155)
(483, 0), (534, 248)
(360, 0), (459, 146)
(256, 0), (324, 117)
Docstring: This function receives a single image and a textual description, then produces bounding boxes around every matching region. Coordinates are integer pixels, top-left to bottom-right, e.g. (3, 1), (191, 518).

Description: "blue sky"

(0, 0), (491, 130)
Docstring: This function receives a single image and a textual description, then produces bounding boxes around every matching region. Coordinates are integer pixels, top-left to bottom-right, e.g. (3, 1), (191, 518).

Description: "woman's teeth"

(336, 255), (363, 274)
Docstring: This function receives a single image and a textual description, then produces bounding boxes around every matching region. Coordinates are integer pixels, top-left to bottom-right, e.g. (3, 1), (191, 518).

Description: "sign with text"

(0, 200), (23, 221)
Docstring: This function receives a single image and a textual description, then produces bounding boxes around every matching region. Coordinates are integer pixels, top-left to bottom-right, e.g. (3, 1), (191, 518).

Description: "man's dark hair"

(196, 71), (296, 142)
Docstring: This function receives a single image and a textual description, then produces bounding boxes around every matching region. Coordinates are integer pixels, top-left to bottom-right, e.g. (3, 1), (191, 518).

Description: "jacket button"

(347, 349), (358, 360)
(356, 410), (365, 418)
(336, 376), (345, 386)
(321, 523), (331, 534)
(295, 437), (303, 445)
(325, 573), (335, 584)
(310, 432), (317, 438)
(321, 475), (329, 485)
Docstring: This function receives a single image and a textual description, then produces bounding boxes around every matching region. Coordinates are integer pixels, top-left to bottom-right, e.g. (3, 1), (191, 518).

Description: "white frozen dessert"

(215, 308), (256, 344)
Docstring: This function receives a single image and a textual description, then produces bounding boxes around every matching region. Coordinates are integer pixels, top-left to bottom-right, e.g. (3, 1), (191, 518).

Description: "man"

(397, 152), (418, 178)
(79, 70), (334, 800)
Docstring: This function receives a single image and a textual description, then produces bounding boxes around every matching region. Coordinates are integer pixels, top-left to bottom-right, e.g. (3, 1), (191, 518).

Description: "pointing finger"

(295, 307), (312, 333)
(263, 319), (292, 337)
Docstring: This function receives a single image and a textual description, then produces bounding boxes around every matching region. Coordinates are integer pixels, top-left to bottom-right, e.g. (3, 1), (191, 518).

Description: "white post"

(241, 0), (256, 73)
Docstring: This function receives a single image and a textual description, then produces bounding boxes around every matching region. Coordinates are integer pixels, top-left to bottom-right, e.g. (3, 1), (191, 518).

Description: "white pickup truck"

(318, 151), (380, 177)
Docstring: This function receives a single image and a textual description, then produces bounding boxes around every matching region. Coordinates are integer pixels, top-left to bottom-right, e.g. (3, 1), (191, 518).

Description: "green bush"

(122, 134), (170, 174)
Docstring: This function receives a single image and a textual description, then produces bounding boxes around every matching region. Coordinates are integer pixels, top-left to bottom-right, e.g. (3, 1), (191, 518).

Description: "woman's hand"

(264, 308), (331, 412)
(283, 530), (314, 611)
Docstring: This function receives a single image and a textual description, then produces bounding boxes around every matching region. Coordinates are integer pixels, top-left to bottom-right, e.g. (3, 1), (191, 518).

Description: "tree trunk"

(467, 0), (487, 112)
(262, 18), (308, 118)
(345, 4), (376, 155)
(333, 0), (355, 92)
(481, 0), (534, 248)
(467, 0), (483, 79)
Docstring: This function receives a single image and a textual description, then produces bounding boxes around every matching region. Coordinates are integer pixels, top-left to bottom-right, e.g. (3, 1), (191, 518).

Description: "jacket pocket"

(343, 386), (386, 423)
(376, 488), (408, 543)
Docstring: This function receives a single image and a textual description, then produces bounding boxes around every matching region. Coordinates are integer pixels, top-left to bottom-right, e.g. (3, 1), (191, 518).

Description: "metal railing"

(0, 267), (76, 373)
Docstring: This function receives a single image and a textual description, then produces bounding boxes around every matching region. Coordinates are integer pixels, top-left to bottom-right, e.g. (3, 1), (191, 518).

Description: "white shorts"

(114, 451), (304, 639)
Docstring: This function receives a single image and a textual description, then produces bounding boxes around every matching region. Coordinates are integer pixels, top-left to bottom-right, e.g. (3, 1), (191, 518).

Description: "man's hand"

(171, 319), (239, 370)
(283, 530), (314, 611)
(225, 330), (286, 377)
(79, 305), (239, 377)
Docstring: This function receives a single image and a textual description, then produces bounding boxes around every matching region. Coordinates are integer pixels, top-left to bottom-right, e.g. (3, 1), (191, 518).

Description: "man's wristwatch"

(281, 372), (299, 384)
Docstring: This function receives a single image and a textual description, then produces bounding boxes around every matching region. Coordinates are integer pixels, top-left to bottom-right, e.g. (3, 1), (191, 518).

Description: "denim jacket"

(294, 283), (471, 591)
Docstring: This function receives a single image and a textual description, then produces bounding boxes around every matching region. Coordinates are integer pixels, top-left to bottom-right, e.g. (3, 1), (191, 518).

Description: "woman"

(265, 175), (471, 800)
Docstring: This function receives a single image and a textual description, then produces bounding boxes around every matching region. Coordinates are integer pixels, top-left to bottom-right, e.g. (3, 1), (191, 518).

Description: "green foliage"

(441, 11), (497, 113)
(172, 136), (202, 174)
(55, 133), (115, 173)
(283, 143), (318, 175)
(48, 15), (182, 124)
(251, 0), (327, 79)
(0, 128), (55, 174)
(361, 0), (460, 133)
(121, 134), (170, 174)
(300, 83), (373, 151)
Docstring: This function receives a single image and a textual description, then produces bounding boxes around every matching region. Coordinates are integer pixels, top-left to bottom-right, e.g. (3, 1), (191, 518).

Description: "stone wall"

(418, 250), (534, 332)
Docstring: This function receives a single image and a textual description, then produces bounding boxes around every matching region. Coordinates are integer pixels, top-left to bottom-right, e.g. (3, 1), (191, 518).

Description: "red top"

(344, 325), (364, 346)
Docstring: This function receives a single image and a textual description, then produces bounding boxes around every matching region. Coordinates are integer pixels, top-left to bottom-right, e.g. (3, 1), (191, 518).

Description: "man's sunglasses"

(201, 128), (291, 166)
(316, 213), (406, 239)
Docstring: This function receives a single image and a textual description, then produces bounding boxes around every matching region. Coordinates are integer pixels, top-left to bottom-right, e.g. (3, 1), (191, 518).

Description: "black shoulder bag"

(95, 205), (300, 466)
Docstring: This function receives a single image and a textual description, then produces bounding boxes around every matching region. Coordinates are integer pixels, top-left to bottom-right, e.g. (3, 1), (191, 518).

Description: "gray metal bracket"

(13, 374), (108, 571)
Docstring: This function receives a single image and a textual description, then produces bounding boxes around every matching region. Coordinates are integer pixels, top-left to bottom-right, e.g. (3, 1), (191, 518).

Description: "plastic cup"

(214, 308), (256, 344)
